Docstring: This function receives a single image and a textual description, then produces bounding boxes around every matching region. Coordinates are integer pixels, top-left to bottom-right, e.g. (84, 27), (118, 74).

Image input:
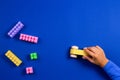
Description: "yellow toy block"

(5, 50), (22, 66)
(70, 46), (87, 58)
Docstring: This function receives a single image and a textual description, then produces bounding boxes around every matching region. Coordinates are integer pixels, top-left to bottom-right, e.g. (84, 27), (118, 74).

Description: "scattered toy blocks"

(30, 53), (38, 60)
(70, 46), (87, 58)
(26, 67), (33, 74)
(8, 21), (24, 38)
(5, 50), (22, 66)
(19, 33), (38, 43)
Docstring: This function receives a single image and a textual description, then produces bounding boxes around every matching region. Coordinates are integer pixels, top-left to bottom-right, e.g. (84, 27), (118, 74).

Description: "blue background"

(0, 0), (120, 80)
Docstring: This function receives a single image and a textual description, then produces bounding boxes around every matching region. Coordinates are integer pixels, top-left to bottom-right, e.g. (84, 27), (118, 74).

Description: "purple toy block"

(8, 21), (24, 38)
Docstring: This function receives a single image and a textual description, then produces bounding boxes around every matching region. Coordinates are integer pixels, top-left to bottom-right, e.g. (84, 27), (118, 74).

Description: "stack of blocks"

(8, 21), (24, 38)
(26, 67), (33, 74)
(5, 50), (22, 66)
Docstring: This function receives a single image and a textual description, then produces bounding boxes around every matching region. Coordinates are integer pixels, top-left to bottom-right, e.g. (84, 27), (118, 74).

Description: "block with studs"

(19, 33), (38, 43)
(30, 52), (38, 60)
(70, 46), (87, 58)
(26, 67), (33, 74)
(5, 50), (22, 66)
(8, 21), (24, 38)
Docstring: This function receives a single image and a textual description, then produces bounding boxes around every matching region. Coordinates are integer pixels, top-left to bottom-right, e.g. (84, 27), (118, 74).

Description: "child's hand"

(83, 46), (109, 68)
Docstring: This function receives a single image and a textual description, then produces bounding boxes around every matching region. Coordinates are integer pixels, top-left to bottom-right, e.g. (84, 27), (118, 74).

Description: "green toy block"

(30, 53), (38, 60)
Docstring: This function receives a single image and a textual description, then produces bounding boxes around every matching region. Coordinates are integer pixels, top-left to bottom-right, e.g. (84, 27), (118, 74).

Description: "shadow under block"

(70, 48), (87, 56)
(5, 50), (22, 66)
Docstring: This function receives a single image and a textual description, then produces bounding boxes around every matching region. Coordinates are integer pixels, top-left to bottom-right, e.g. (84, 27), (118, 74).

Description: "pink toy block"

(26, 67), (33, 74)
(19, 33), (38, 43)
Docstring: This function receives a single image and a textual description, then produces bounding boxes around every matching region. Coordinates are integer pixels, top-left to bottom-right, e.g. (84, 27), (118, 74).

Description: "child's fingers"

(87, 47), (98, 53)
(96, 45), (103, 51)
(82, 56), (94, 63)
(84, 48), (95, 57)
(86, 47), (95, 53)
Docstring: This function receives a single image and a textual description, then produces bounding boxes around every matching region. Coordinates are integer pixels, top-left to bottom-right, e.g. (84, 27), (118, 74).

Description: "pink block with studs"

(26, 67), (33, 74)
(19, 33), (38, 43)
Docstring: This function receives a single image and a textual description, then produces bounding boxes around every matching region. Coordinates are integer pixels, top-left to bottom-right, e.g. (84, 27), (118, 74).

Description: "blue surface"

(0, 0), (120, 80)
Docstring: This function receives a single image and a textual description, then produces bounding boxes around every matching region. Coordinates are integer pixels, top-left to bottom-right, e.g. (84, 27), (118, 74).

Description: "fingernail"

(96, 45), (98, 47)
(82, 56), (86, 59)
(84, 47), (87, 49)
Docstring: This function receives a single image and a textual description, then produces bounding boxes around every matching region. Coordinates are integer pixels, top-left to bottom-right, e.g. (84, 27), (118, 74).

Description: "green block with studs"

(30, 53), (38, 60)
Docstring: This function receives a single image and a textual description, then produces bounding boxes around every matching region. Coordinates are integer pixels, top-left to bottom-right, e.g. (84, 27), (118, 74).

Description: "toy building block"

(8, 21), (24, 38)
(70, 46), (87, 58)
(19, 33), (38, 43)
(5, 50), (22, 66)
(26, 67), (33, 74)
(30, 53), (38, 60)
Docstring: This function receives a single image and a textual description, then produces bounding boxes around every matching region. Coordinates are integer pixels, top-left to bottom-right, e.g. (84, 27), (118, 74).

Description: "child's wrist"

(100, 59), (109, 68)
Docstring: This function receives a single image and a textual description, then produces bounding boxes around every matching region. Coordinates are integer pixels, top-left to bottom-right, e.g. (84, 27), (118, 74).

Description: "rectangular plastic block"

(19, 33), (38, 43)
(8, 21), (24, 38)
(5, 50), (22, 66)
(26, 67), (33, 74)
(70, 49), (87, 56)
